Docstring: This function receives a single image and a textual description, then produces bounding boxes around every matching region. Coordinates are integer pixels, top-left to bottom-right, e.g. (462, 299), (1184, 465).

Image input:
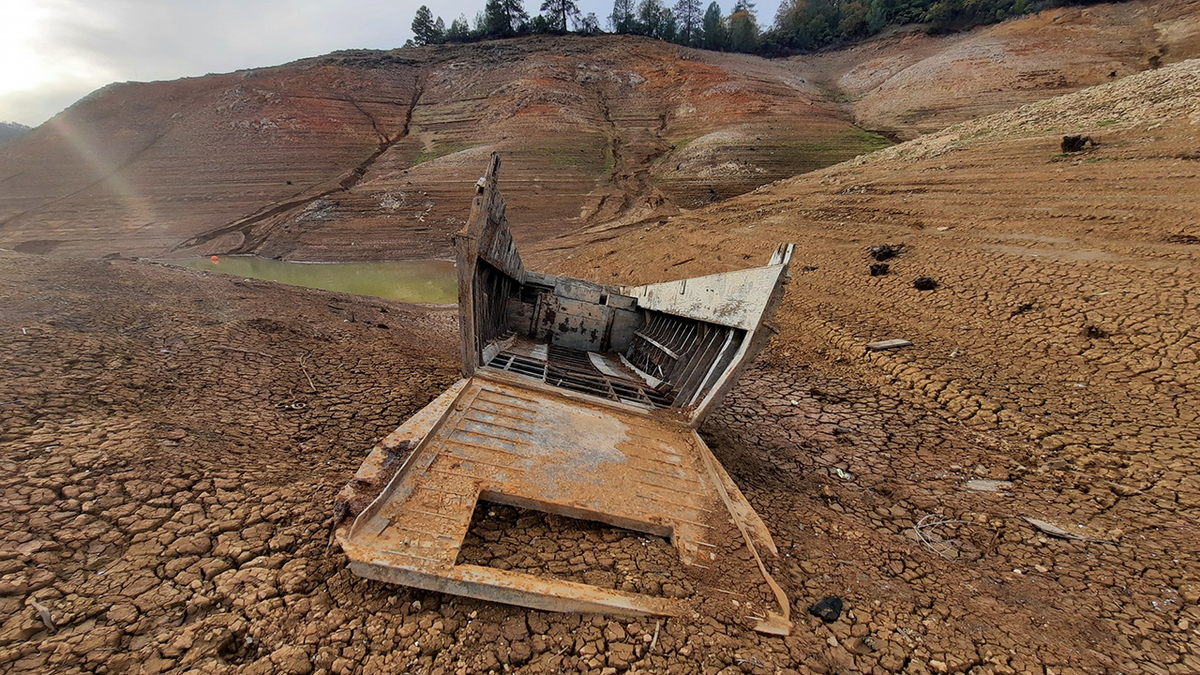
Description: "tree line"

(410, 0), (1106, 54)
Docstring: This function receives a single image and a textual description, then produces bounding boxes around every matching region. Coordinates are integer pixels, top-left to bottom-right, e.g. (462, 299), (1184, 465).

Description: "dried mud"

(7, 68), (1200, 670)
(2, 23), (1200, 675)
(539, 59), (1200, 674)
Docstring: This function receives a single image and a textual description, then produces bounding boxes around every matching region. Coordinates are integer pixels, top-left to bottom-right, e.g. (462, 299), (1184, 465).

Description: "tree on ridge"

(485, 0), (530, 36)
(674, 0), (703, 45)
(541, 0), (581, 32)
(411, 5), (446, 45)
(610, 0), (637, 33)
(701, 1), (725, 49)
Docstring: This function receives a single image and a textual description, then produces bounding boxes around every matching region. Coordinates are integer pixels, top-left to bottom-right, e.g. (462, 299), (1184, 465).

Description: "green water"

(172, 257), (457, 304)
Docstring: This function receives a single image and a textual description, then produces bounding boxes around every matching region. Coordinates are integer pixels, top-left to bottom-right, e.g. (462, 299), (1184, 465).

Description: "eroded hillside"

(4, 0), (1199, 262)
(795, 0), (1200, 139)
(0, 37), (884, 262)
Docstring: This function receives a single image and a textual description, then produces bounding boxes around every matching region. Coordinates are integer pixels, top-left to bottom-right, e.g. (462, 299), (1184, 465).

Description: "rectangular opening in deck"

(454, 500), (693, 599)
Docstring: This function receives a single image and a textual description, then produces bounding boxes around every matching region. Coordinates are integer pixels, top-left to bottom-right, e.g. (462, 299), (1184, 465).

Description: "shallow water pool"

(172, 257), (457, 304)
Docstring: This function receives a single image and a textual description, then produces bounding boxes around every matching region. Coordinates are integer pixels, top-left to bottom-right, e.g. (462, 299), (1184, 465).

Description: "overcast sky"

(1, 0), (784, 128)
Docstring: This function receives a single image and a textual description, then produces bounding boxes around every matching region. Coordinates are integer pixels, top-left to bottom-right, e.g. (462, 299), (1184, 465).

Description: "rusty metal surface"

(337, 152), (794, 633)
(337, 374), (789, 627)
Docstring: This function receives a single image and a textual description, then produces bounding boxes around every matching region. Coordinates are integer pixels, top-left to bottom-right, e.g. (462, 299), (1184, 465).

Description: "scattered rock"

(1061, 135), (1097, 152)
(848, 635), (879, 654)
(808, 596), (844, 623)
(869, 244), (903, 261)
(965, 479), (1013, 493)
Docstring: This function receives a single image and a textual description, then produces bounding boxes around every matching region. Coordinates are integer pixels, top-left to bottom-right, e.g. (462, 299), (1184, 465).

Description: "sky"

(1, 0), (784, 128)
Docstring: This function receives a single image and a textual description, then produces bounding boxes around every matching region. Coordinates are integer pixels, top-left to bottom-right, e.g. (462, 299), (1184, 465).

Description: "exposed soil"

(3, 63), (1200, 673)
(4, 0), (1199, 263)
(2, 10), (1200, 675)
(538, 58), (1200, 673)
(795, 0), (1200, 140)
(0, 38), (879, 264)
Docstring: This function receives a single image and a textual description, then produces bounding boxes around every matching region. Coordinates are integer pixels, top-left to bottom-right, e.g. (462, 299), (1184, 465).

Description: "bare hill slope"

(2, 0), (1197, 261)
(796, 0), (1200, 139)
(0, 122), (29, 149)
(0, 37), (883, 261)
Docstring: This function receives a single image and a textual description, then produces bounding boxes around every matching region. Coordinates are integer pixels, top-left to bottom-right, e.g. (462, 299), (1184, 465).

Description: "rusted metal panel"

(337, 377), (789, 630)
(623, 264), (790, 331)
(337, 153), (795, 635)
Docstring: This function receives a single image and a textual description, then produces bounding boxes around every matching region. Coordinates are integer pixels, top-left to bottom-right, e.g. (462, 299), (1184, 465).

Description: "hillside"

(2, 0), (1198, 261)
(0, 37), (883, 261)
(1, 58), (1198, 674)
(796, 0), (1200, 139)
(0, 122), (29, 149)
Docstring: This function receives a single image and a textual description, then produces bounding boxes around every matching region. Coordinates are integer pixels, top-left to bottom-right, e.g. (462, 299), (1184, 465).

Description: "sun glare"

(0, 0), (115, 103)
(0, 1), (57, 94)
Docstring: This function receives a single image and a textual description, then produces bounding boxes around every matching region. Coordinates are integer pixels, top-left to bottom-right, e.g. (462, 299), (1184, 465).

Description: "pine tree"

(637, 0), (665, 36)
(579, 12), (602, 34)
(610, 0), (637, 33)
(701, 1), (726, 49)
(674, 0), (703, 45)
(447, 15), (471, 41)
(660, 8), (679, 41)
(411, 5), (444, 45)
(727, 0), (758, 51)
(485, 0), (530, 36)
(540, 0), (580, 32)
(504, 0), (531, 32)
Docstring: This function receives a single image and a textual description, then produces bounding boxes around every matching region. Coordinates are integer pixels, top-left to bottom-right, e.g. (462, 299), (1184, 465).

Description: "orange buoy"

(210, 255), (219, 263)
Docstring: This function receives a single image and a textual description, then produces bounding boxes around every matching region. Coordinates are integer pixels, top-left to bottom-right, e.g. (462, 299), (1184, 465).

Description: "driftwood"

(1023, 516), (1116, 544)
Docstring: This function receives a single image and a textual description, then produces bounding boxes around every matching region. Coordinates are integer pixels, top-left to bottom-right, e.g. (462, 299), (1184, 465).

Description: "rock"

(913, 277), (939, 291)
(808, 596), (844, 623)
(271, 645), (313, 675)
(1061, 135), (1096, 152)
(869, 244), (903, 261)
(869, 263), (890, 276)
(964, 479), (1013, 493)
(848, 635), (879, 655)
